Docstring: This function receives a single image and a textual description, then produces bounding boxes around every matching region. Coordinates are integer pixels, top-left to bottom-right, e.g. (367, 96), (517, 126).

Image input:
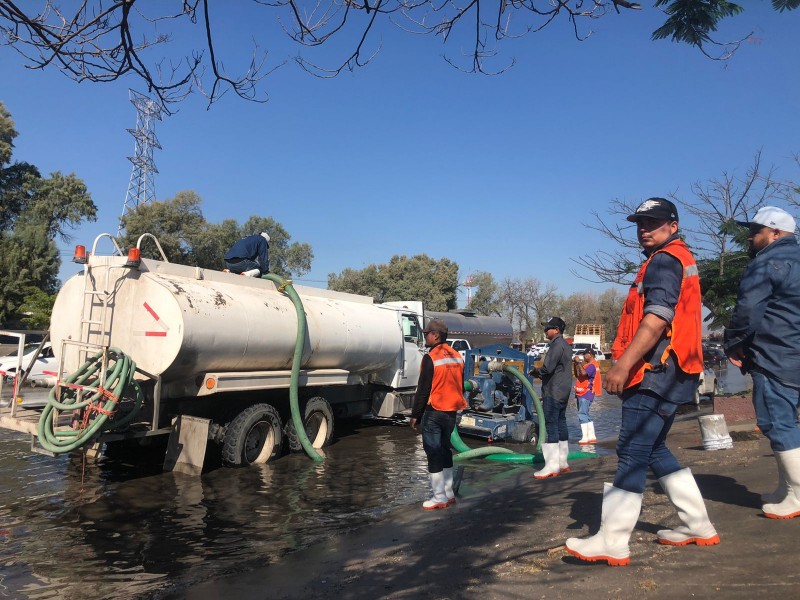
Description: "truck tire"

(285, 397), (334, 453)
(222, 403), (283, 466)
(512, 422), (538, 446)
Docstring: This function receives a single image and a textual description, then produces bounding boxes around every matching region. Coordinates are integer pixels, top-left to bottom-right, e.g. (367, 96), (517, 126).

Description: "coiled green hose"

(37, 349), (143, 454)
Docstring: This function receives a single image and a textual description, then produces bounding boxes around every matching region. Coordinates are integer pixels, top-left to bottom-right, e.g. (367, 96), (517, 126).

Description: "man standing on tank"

(530, 317), (573, 479)
(565, 197), (719, 566)
(409, 319), (466, 510)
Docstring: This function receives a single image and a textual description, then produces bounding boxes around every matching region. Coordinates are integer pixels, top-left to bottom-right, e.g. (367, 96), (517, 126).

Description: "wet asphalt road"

(0, 364), (747, 599)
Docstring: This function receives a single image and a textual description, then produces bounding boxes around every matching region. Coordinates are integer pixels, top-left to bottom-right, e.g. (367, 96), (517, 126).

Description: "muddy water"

(0, 364), (748, 599)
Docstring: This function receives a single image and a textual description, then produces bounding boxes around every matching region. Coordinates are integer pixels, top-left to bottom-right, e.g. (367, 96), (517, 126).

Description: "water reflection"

(0, 366), (751, 599)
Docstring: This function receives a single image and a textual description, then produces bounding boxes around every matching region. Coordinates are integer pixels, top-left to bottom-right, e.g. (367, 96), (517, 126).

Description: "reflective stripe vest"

(575, 359), (602, 397)
(427, 343), (467, 412)
(611, 239), (704, 390)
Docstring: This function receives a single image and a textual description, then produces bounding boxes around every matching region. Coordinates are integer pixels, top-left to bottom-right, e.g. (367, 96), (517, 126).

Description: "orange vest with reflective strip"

(427, 343), (467, 412)
(611, 239), (704, 390)
(575, 358), (602, 397)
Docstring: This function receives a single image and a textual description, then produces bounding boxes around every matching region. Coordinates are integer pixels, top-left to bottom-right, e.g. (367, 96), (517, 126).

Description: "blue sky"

(1, 4), (798, 306)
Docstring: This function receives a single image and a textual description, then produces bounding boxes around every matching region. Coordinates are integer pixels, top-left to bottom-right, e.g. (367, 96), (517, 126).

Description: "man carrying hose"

(565, 197), (719, 566)
(409, 319), (466, 510)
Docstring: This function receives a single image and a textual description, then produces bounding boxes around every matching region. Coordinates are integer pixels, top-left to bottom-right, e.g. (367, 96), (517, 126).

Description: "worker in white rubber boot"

(530, 317), (573, 479)
(574, 347), (601, 445)
(409, 319), (466, 510)
(566, 198), (719, 566)
(725, 207), (800, 519)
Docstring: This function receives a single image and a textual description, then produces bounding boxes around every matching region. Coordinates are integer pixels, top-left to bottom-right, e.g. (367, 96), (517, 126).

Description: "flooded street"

(0, 364), (748, 599)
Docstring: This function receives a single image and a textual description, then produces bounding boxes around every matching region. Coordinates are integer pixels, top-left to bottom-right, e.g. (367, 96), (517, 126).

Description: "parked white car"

(532, 342), (549, 355)
(0, 342), (57, 384)
(695, 367), (719, 405)
(571, 343), (605, 361)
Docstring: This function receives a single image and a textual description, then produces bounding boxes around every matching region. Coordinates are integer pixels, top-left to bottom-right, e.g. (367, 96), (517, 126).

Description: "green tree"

(1, 2), (796, 110)
(18, 286), (56, 329)
(573, 153), (785, 331)
(328, 255), (459, 310)
(119, 191), (206, 264)
(465, 271), (503, 316)
(0, 102), (96, 327)
(118, 192), (314, 278)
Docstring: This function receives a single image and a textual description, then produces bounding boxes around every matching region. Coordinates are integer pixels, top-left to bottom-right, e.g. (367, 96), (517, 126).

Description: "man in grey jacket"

(530, 316), (573, 478)
(725, 206), (800, 519)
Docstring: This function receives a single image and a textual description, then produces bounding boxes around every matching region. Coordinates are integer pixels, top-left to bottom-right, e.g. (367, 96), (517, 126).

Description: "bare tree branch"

(1, 2), (791, 110)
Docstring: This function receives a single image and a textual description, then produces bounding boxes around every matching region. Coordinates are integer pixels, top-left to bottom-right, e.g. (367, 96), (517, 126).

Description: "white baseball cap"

(736, 206), (796, 234)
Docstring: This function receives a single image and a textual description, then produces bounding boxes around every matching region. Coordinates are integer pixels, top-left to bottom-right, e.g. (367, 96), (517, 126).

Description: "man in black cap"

(410, 319), (466, 510)
(566, 197), (718, 566)
(530, 316), (573, 479)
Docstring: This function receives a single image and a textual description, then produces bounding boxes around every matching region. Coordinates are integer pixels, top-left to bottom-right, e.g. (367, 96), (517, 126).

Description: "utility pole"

(118, 90), (163, 235)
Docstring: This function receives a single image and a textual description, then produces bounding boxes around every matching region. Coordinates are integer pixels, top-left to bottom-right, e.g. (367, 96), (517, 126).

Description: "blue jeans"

(577, 395), (592, 424)
(752, 371), (800, 452)
(225, 258), (260, 274)
(543, 397), (568, 443)
(614, 391), (682, 494)
(421, 409), (457, 473)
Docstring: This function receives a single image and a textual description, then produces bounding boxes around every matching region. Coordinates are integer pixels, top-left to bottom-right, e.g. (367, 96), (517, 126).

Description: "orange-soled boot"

(566, 483), (642, 566)
(443, 467), (456, 506)
(422, 471), (450, 510)
(657, 468), (720, 546)
(534, 443), (561, 479)
(559, 440), (571, 473)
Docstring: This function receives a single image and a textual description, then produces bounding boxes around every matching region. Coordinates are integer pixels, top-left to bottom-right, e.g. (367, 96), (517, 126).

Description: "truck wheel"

(285, 397), (334, 453)
(512, 422), (538, 446)
(222, 403), (283, 466)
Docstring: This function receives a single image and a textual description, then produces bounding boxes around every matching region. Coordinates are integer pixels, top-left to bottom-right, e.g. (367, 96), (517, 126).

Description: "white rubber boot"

(559, 440), (571, 473)
(656, 468), (720, 546)
(534, 443), (561, 479)
(586, 421), (597, 443)
(241, 268), (261, 277)
(566, 483), (643, 566)
(763, 448), (800, 519)
(443, 467), (456, 505)
(578, 422), (590, 444)
(422, 471), (450, 510)
(762, 453), (788, 504)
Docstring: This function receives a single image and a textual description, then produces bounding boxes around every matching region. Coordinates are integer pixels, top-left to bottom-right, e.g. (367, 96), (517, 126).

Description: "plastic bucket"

(698, 414), (733, 451)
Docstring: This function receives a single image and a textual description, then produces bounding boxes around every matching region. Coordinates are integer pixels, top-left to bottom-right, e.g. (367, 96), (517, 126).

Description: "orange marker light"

(73, 245), (87, 264)
(205, 378), (216, 390)
(124, 247), (141, 268)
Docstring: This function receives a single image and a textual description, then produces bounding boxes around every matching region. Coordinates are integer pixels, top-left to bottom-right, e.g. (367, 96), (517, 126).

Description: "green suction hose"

(262, 273), (324, 463)
(451, 363), (597, 465)
(37, 348), (143, 454)
(502, 365), (545, 454)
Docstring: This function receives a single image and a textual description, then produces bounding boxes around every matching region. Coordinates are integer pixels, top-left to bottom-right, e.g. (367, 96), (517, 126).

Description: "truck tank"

(50, 257), (406, 386)
(427, 310), (513, 347)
